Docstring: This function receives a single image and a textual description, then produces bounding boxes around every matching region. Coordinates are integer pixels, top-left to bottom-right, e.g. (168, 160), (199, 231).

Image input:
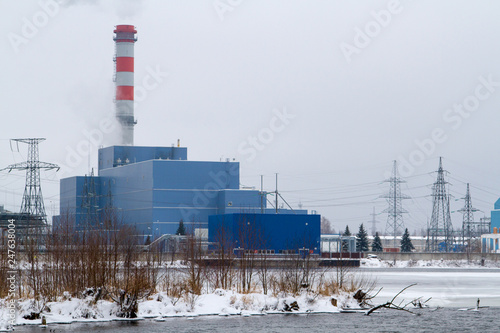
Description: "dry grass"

(315, 271), (376, 298)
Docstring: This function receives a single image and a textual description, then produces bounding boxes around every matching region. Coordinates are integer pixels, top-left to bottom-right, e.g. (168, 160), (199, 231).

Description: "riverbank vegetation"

(0, 212), (374, 325)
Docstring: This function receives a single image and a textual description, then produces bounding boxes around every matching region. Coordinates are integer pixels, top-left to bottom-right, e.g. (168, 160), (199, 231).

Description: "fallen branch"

(365, 283), (421, 316)
(364, 287), (383, 301)
(411, 297), (431, 308)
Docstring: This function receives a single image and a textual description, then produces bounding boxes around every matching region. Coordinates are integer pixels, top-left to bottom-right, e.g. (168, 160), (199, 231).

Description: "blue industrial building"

(54, 145), (315, 245)
(208, 213), (321, 254)
(491, 199), (500, 233)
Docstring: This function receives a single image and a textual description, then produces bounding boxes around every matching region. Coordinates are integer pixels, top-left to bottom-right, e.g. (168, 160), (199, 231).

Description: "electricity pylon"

(1, 138), (59, 237)
(428, 157), (454, 252)
(369, 206), (380, 236)
(459, 183), (479, 240)
(80, 168), (99, 229)
(381, 161), (410, 248)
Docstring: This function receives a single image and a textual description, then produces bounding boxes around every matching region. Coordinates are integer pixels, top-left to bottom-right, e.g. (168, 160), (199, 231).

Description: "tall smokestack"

(113, 25), (137, 146)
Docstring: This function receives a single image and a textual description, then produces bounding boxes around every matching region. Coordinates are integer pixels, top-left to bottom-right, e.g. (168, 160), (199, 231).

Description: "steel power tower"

(381, 161), (410, 248)
(369, 207), (380, 236)
(80, 168), (99, 229)
(1, 138), (59, 236)
(479, 217), (491, 234)
(428, 157), (453, 252)
(459, 183), (479, 241)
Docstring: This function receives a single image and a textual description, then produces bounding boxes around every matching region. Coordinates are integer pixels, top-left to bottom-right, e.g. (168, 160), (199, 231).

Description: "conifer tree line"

(340, 224), (415, 253)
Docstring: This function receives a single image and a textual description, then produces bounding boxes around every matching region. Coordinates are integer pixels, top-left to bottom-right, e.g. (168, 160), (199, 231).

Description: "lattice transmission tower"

(80, 168), (99, 230)
(381, 160), (410, 248)
(479, 217), (491, 233)
(459, 183), (479, 240)
(458, 183), (492, 252)
(428, 157), (454, 252)
(1, 138), (59, 236)
(369, 206), (380, 236)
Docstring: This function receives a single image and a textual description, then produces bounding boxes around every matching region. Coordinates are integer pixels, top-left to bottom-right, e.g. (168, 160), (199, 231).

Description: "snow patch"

(0, 290), (343, 329)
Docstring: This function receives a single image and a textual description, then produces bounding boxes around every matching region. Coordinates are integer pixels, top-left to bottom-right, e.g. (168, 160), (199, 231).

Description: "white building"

(481, 231), (500, 253)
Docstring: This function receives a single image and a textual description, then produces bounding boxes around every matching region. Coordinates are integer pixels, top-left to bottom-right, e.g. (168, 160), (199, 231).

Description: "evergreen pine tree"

(144, 235), (151, 245)
(356, 223), (369, 252)
(400, 228), (415, 252)
(342, 225), (351, 252)
(176, 219), (186, 235)
(372, 232), (383, 252)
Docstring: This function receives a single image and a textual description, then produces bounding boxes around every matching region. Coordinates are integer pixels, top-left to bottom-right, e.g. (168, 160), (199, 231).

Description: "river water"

(13, 308), (499, 333)
(358, 268), (500, 307)
(12, 268), (500, 332)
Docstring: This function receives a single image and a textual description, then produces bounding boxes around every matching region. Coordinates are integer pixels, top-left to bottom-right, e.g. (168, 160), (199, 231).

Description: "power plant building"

(53, 24), (318, 247)
(208, 213), (321, 254)
(54, 145), (311, 241)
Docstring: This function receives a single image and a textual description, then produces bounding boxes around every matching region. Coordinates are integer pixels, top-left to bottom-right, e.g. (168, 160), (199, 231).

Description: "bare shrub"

(183, 230), (206, 295)
(0, 234), (8, 298)
(106, 223), (155, 318)
(208, 222), (234, 291)
(236, 216), (261, 293)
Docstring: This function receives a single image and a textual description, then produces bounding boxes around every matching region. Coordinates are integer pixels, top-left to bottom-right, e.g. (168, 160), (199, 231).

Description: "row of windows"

(234, 249), (276, 255)
(233, 249), (312, 255)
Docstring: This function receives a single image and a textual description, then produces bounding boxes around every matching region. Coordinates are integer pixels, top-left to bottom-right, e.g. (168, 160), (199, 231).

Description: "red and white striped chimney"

(113, 25), (137, 146)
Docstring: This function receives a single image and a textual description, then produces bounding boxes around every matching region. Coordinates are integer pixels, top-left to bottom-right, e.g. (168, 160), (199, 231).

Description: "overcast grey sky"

(1, 0), (500, 233)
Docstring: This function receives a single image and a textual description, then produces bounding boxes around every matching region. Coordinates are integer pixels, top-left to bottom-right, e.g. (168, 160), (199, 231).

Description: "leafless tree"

(268, 233), (319, 296)
(236, 215), (262, 293)
(183, 226), (206, 295)
(256, 229), (271, 295)
(321, 216), (335, 234)
(0, 229), (9, 298)
(210, 220), (234, 290)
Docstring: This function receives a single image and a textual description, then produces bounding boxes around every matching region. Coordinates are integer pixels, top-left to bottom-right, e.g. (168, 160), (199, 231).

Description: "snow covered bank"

(0, 290), (360, 330)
